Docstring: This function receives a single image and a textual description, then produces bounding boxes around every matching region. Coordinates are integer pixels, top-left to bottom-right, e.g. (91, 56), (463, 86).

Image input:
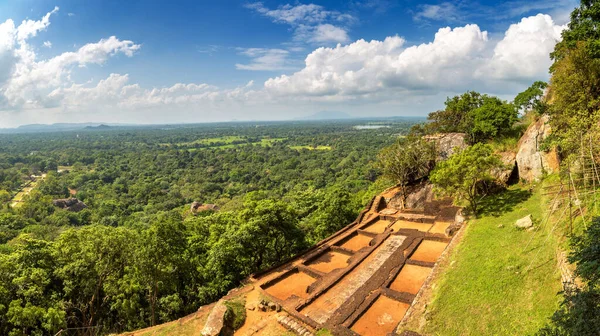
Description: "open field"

(289, 145), (332, 151)
(166, 136), (288, 150)
(405, 185), (563, 335)
(10, 174), (45, 208)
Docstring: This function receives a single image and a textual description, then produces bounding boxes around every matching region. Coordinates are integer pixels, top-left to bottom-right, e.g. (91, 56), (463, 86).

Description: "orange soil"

(389, 264), (432, 295)
(351, 295), (409, 336)
(339, 233), (372, 251)
(390, 220), (432, 232)
(264, 271), (315, 300)
(429, 221), (451, 234)
(306, 251), (350, 273)
(235, 289), (275, 336)
(409, 240), (448, 263)
(362, 219), (392, 234)
(381, 186), (402, 199)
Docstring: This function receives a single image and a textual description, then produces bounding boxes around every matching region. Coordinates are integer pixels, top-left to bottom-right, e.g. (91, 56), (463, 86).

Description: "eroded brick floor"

(249, 188), (460, 336)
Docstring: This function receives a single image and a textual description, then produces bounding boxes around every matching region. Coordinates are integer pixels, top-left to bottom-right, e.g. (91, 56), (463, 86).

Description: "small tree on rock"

(429, 143), (502, 216)
(377, 136), (436, 208)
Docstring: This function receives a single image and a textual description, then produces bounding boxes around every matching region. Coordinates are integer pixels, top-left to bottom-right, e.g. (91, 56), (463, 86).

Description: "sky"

(0, 0), (578, 127)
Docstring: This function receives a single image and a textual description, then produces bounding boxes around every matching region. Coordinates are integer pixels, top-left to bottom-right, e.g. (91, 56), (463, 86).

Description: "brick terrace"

(249, 186), (461, 336)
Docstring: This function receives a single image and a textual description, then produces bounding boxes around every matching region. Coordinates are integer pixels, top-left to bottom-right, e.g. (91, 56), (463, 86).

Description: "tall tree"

(426, 91), (484, 134)
(429, 143), (502, 216)
(468, 96), (518, 143)
(514, 81), (548, 115)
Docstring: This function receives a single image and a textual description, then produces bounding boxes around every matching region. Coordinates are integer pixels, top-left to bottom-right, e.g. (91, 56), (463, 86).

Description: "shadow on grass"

(478, 188), (532, 217)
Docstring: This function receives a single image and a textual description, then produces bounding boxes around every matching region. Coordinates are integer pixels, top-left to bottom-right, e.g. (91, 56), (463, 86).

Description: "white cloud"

(0, 10), (569, 127)
(235, 48), (293, 71)
(480, 14), (565, 80)
(264, 14), (564, 100)
(16, 6), (58, 42)
(414, 3), (460, 22)
(246, 2), (353, 45)
(43, 41), (52, 48)
(310, 24), (350, 44)
(67, 13), (75, 17)
(0, 8), (140, 111)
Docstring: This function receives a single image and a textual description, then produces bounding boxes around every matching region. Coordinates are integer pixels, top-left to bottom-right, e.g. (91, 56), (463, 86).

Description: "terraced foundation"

(246, 188), (461, 336)
(264, 270), (315, 300)
(362, 219), (392, 233)
(410, 240), (448, 263)
(350, 295), (410, 336)
(389, 264), (432, 295)
(390, 220), (432, 232)
(337, 232), (372, 251)
(301, 235), (406, 324)
(306, 251), (350, 273)
(429, 221), (452, 235)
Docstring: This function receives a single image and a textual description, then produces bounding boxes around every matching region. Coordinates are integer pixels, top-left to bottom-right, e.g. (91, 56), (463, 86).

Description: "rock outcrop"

(387, 182), (433, 210)
(516, 115), (560, 182)
(201, 299), (228, 336)
(191, 201), (220, 213)
(425, 133), (468, 162)
(492, 151), (517, 185)
(52, 198), (87, 212)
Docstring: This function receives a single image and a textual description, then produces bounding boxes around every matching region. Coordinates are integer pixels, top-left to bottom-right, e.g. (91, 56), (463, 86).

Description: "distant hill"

(0, 122), (134, 134)
(298, 111), (352, 120)
(84, 124), (112, 130)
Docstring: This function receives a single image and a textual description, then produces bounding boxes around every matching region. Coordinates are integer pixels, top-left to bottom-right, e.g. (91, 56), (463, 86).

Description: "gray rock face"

(201, 299), (228, 336)
(515, 214), (533, 229)
(492, 151), (517, 184)
(516, 115), (560, 182)
(388, 182), (433, 210)
(425, 133), (468, 161)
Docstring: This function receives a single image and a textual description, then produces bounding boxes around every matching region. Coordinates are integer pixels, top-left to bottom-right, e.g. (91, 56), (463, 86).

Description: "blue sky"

(0, 0), (578, 127)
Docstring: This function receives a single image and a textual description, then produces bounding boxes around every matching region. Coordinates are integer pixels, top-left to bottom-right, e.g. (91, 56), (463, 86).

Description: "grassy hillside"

(406, 184), (563, 335)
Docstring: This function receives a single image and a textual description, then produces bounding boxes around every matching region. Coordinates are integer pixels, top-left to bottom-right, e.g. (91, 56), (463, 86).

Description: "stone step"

(277, 315), (313, 336)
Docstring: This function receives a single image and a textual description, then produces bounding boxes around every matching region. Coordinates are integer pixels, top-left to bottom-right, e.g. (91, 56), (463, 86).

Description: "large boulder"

(492, 151), (517, 185)
(515, 214), (533, 229)
(201, 299), (228, 336)
(516, 115), (560, 182)
(425, 133), (468, 162)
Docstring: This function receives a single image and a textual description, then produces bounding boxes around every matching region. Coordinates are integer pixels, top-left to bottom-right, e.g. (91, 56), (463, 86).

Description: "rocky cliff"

(515, 115), (560, 182)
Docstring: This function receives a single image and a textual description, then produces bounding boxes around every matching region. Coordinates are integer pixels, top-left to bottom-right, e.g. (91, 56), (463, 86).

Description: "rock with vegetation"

(430, 143), (503, 216)
(516, 115), (560, 182)
(52, 198), (87, 212)
(377, 136), (436, 208)
(492, 151), (517, 185)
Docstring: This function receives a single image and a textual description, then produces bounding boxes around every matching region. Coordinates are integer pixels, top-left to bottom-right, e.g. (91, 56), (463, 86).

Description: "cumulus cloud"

(264, 14), (565, 101)
(235, 48), (293, 71)
(246, 2), (353, 44)
(480, 14), (565, 80)
(0, 8), (141, 111)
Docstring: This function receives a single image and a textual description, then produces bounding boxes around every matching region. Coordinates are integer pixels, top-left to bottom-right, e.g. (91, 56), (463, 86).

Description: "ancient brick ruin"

(246, 185), (462, 336)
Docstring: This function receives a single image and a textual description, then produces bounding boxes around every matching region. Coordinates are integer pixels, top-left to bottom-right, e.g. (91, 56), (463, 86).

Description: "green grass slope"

(420, 185), (563, 335)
